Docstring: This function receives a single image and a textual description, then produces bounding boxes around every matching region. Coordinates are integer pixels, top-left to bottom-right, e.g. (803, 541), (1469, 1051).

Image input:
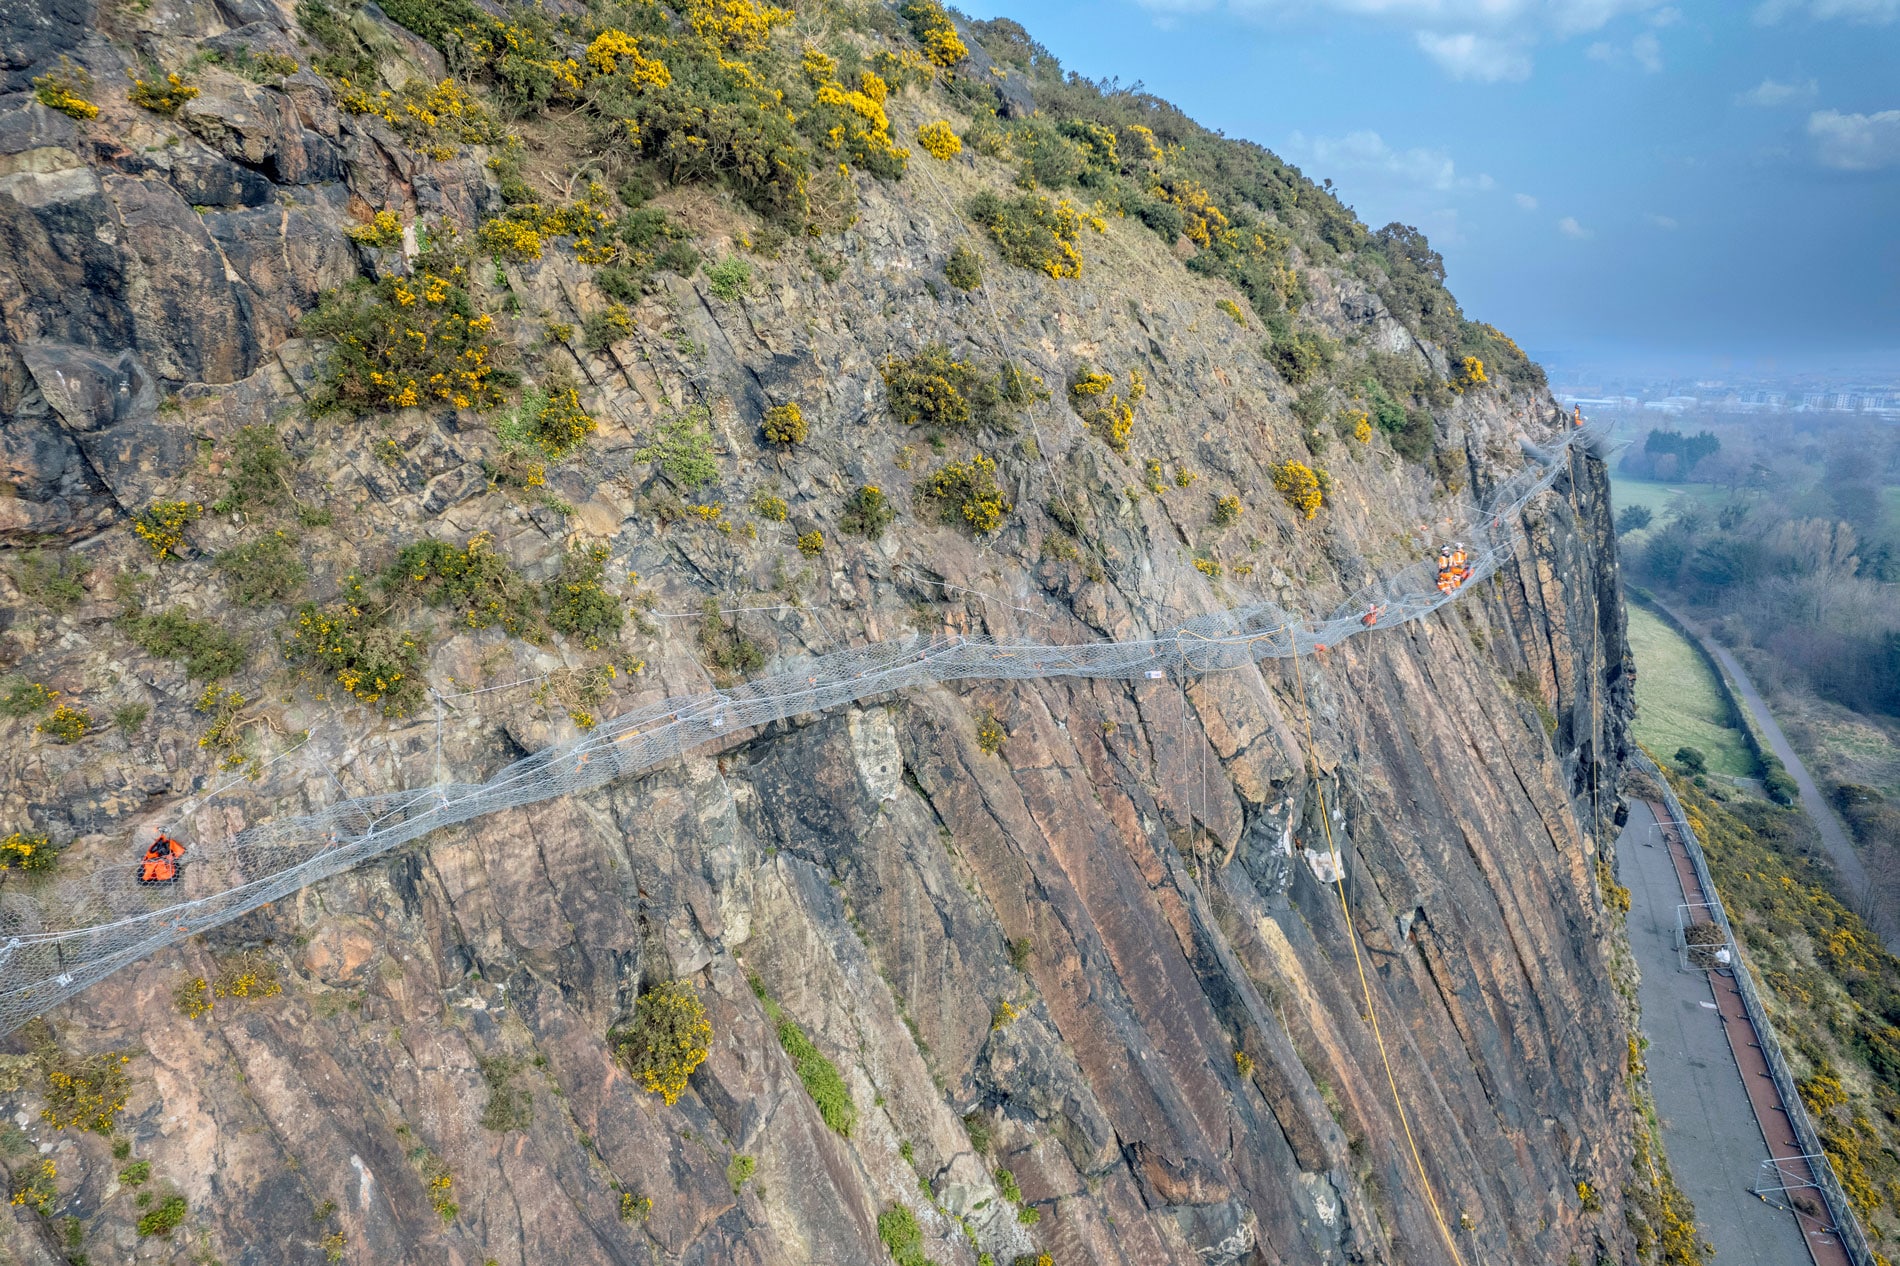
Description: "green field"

(1609, 475), (1734, 524)
(1625, 605), (1757, 778)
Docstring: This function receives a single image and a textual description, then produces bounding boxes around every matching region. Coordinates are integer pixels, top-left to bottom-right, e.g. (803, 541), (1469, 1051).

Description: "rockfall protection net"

(0, 424), (1608, 1034)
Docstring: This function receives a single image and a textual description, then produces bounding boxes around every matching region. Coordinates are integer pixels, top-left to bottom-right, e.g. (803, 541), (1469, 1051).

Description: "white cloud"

(1515, 192), (1540, 210)
(1414, 32), (1534, 82)
(1558, 216), (1594, 239)
(1587, 32), (1666, 69)
(1134, 0), (1677, 79)
(1808, 109), (1900, 170)
(1735, 77), (1820, 107)
(1754, 0), (1899, 22)
(1646, 213), (1680, 229)
(1290, 130), (1495, 192)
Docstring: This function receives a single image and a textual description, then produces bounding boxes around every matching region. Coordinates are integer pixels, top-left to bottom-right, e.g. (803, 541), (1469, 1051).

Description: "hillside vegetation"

(0, 2), (1629, 1264)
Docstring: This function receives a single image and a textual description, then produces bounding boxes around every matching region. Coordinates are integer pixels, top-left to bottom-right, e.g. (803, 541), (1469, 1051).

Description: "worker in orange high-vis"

(139, 834), (185, 885)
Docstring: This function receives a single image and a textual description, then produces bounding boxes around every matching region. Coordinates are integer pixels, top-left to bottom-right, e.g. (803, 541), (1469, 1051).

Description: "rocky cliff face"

(0, 2), (1636, 1263)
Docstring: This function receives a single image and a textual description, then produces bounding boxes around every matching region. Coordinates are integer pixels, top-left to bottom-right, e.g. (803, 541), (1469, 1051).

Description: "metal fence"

(0, 424), (1605, 1035)
(1630, 749), (1874, 1266)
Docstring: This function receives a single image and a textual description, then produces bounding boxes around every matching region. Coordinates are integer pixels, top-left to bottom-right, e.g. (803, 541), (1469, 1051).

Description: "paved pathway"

(1619, 798), (1817, 1266)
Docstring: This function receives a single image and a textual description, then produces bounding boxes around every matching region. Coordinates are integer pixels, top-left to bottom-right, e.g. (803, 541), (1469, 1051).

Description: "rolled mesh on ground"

(0, 424), (1603, 1033)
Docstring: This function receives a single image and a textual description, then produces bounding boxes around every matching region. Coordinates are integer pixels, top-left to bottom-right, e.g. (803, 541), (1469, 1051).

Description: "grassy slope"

(1670, 775), (1900, 1243)
(1626, 605), (1755, 778)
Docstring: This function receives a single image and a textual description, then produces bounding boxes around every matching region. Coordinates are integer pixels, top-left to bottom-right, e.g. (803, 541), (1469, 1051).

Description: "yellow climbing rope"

(1289, 640), (1474, 1266)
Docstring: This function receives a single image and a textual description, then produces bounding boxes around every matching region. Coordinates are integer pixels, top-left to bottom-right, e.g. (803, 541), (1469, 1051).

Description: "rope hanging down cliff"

(0, 421), (1609, 1035)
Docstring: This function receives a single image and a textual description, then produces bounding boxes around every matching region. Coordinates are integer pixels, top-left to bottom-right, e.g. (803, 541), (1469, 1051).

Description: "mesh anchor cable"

(0, 423), (1607, 1033)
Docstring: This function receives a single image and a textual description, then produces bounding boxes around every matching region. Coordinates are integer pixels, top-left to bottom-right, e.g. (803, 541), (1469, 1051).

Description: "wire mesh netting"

(0, 424), (1607, 1034)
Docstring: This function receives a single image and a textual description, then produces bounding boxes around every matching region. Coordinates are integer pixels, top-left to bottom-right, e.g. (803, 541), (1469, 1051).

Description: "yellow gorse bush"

(761, 402), (807, 444)
(33, 63), (97, 120)
(613, 980), (713, 1105)
(1153, 176), (1229, 248)
(586, 29), (671, 89)
(1068, 365), (1144, 452)
(917, 120), (961, 160)
(303, 248), (505, 416)
(1271, 460), (1325, 520)
(133, 500), (203, 560)
(337, 78), (506, 160)
(128, 73), (199, 115)
(0, 832), (56, 874)
(346, 209), (405, 248)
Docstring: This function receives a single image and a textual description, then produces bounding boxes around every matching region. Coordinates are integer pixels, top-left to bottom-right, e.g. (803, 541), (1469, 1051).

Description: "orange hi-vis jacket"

(140, 835), (184, 885)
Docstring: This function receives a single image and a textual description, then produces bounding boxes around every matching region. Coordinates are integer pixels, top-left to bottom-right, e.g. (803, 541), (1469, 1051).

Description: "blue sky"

(955, 0), (1900, 380)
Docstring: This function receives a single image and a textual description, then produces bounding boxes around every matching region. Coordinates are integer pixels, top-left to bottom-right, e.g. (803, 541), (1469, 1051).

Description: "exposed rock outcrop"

(0, 3), (1636, 1264)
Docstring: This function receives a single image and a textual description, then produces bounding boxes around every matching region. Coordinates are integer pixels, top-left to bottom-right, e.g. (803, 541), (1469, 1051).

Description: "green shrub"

(762, 402), (808, 445)
(581, 303), (633, 352)
(967, 189), (1088, 279)
(128, 72), (199, 116)
(385, 534), (542, 638)
(993, 1166), (1023, 1204)
(135, 1195), (187, 1238)
(9, 1159), (56, 1216)
(33, 1028), (129, 1134)
(1673, 746), (1708, 776)
(922, 455), (1011, 534)
(706, 256), (752, 301)
(1, 681), (58, 717)
(545, 545), (622, 649)
(37, 705), (91, 744)
(201, 45), (300, 82)
(212, 425), (294, 514)
(284, 578), (428, 715)
(505, 385), (597, 459)
(8, 550), (87, 611)
(477, 1057), (533, 1132)
(302, 241), (509, 415)
(32, 61), (97, 120)
(216, 534), (308, 605)
(841, 486), (895, 539)
(880, 343), (1022, 431)
(113, 703), (149, 736)
(726, 1154), (756, 1194)
(944, 242), (982, 290)
(120, 610), (246, 681)
(776, 1016), (855, 1136)
(1262, 314), (1335, 385)
(0, 832), (60, 875)
(697, 599), (766, 681)
(132, 501), (203, 560)
(636, 405), (720, 487)
(611, 980), (712, 1106)
(118, 1160), (152, 1186)
(876, 1204), (931, 1266)
(1067, 365), (1144, 452)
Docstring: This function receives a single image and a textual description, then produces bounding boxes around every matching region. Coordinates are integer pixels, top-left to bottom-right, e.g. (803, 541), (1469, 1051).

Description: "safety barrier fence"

(1630, 748), (1874, 1266)
(0, 424), (1607, 1035)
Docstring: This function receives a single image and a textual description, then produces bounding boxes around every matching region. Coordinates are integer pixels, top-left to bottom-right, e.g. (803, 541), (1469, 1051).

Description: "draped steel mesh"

(0, 426), (1604, 1033)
